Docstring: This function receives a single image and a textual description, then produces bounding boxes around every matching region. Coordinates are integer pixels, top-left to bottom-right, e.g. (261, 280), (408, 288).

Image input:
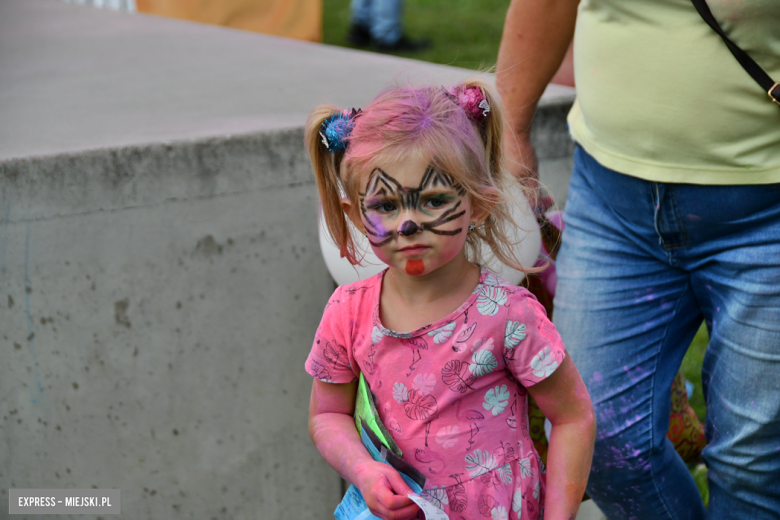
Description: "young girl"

(305, 80), (595, 520)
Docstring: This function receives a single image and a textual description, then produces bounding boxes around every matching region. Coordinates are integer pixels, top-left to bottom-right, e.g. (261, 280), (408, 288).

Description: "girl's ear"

(341, 199), (366, 234)
(470, 198), (494, 227)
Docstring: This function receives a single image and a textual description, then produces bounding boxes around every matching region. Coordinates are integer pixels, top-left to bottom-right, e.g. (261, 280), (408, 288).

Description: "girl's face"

(353, 154), (478, 277)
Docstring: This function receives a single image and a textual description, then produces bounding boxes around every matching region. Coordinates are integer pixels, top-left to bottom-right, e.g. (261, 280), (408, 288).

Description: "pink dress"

(306, 267), (566, 520)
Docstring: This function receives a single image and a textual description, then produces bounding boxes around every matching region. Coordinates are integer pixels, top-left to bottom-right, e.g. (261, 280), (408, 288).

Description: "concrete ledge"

(0, 1), (576, 518)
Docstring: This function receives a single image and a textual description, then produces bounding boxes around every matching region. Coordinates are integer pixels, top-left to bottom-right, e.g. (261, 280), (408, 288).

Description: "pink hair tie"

(447, 85), (491, 125)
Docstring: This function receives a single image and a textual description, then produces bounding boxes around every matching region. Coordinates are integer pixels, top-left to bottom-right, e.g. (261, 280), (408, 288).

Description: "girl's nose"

(398, 220), (420, 237)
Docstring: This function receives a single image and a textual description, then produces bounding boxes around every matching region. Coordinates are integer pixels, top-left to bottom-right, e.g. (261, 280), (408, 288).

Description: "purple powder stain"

(593, 371), (602, 383)
(687, 214), (702, 222)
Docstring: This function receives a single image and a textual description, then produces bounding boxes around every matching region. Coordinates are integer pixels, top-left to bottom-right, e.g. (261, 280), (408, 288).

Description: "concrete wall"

(0, 1), (576, 519)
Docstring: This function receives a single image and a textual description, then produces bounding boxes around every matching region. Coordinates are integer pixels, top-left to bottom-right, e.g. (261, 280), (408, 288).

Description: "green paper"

(354, 373), (402, 457)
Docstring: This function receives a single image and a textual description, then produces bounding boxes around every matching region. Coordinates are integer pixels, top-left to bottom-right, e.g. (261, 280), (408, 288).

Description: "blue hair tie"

(319, 108), (360, 153)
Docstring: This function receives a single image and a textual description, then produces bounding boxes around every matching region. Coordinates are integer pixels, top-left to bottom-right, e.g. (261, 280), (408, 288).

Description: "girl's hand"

(353, 460), (420, 520)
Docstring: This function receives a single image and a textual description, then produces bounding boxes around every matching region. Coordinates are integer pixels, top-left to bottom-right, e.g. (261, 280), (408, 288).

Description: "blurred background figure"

(346, 0), (429, 52)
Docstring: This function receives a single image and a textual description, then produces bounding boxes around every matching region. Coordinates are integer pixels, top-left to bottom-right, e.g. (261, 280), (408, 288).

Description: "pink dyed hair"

(305, 78), (530, 271)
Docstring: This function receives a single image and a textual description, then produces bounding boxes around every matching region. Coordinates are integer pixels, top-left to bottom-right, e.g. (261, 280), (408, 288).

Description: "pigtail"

(455, 78), (542, 275)
(305, 105), (361, 266)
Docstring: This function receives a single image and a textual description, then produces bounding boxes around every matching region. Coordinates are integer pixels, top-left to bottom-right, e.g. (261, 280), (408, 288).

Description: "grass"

(681, 322), (709, 424)
(323, 0), (511, 70)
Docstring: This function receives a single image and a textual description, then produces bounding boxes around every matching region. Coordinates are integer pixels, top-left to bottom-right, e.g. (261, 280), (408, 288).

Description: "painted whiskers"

(359, 166), (468, 247)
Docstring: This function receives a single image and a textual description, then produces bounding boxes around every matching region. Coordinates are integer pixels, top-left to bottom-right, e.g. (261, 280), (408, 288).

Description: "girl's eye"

(425, 198), (447, 209)
(369, 201), (397, 213)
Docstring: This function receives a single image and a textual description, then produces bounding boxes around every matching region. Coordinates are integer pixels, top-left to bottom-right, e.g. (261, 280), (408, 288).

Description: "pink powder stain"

(686, 214), (702, 222)
(365, 214), (388, 237)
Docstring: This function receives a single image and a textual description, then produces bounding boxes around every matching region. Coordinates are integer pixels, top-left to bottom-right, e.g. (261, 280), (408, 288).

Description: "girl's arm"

(308, 379), (420, 520)
(527, 355), (596, 520)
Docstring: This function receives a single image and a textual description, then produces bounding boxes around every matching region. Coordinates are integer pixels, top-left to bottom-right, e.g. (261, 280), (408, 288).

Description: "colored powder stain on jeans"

(405, 259), (424, 275)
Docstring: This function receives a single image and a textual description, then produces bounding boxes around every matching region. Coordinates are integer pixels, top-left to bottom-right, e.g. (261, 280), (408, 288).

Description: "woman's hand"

(504, 129), (541, 207)
(353, 460), (420, 520)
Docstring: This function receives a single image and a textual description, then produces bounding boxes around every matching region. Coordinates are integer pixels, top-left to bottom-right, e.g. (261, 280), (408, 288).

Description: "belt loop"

(652, 183), (663, 246)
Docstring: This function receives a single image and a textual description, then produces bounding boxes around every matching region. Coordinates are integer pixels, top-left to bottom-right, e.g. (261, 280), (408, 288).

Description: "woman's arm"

(308, 379), (420, 520)
(527, 355), (596, 520)
(495, 0), (579, 200)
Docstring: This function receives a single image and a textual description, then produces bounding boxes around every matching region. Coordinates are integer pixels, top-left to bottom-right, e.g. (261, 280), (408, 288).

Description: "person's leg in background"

(368, 0), (402, 47)
(553, 146), (707, 519)
(685, 184), (780, 519)
(347, 0), (373, 46)
(347, 0), (428, 51)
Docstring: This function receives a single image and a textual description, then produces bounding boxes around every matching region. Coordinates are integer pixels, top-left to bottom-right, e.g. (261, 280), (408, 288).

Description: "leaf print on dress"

(421, 486), (448, 511)
(413, 373), (436, 395)
(530, 347), (560, 378)
(478, 494), (497, 517)
(442, 360), (476, 393)
(484, 271), (510, 288)
(435, 426), (460, 449)
(504, 321), (527, 349)
(470, 350), (498, 377)
(393, 382), (409, 403)
(518, 457), (532, 478)
(309, 360), (332, 382)
(512, 489), (523, 517)
(491, 506), (509, 520)
(428, 322), (456, 344)
(452, 322), (477, 352)
(483, 385), (511, 416)
(446, 484), (468, 513)
(403, 389), (438, 421)
(323, 341), (350, 369)
(371, 326), (383, 345)
(465, 449), (498, 478)
(496, 463), (513, 485)
(477, 286), (507, 316)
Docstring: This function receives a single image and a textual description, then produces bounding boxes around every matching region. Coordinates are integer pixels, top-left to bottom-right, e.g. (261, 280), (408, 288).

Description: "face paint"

(357, 155), (474, 277)
(359, 166), (467, 246)
(399, 220), (420, 237)
(405, 259), (425, 275)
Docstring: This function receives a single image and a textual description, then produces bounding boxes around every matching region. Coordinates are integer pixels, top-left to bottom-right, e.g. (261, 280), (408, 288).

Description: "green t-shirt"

(568, 0), (780, 184)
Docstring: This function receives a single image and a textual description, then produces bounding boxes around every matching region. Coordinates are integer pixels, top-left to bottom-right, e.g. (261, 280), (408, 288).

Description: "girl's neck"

(379, 254), (481, 332)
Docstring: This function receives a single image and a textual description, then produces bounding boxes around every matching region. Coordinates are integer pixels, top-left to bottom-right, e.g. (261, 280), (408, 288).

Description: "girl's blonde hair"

(305, 78), (532, 272)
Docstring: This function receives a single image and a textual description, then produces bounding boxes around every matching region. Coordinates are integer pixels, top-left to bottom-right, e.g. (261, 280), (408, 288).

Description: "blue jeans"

(554, 146), (780, 519)
(350, 0), (402, 45)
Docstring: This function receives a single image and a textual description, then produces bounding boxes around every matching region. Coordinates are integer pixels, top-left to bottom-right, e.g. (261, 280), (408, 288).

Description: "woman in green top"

(496, 0), (780, 518)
